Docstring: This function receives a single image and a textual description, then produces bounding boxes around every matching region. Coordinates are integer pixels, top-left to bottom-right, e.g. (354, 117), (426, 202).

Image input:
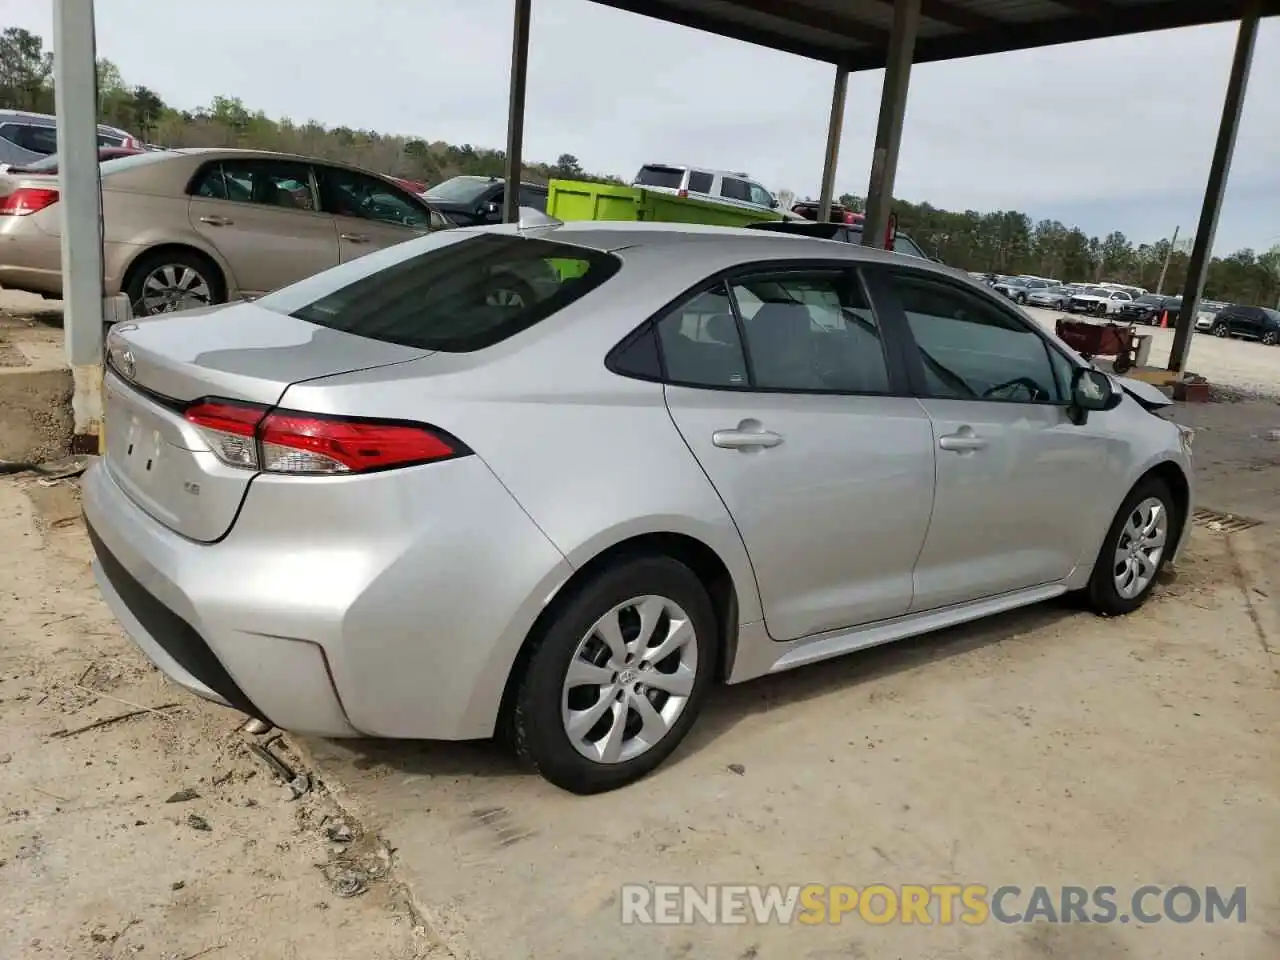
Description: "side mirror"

(770, 197), (780, 209)
(483, 200), (501, 219)
(1071, 367), (1122, 417)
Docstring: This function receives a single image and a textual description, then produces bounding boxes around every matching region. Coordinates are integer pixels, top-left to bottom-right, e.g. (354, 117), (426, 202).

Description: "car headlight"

(1176, 423), (1195, 455)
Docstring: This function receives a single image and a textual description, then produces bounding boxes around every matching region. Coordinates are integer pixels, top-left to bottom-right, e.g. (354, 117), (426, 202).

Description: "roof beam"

(725, 0), (887, 43)
(914, 0), (1004, 31)
(1047, 0), (1117, 17)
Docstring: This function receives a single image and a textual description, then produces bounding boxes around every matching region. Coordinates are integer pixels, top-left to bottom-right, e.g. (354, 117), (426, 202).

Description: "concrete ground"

(2, 290), (1279, 958)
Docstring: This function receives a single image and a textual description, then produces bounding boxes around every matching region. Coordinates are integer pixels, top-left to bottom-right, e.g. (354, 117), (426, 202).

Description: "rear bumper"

(82, 452), (573, 740)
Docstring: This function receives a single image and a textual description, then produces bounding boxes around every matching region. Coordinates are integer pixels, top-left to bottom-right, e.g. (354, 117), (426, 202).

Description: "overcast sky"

(5, 0), (1278, 253)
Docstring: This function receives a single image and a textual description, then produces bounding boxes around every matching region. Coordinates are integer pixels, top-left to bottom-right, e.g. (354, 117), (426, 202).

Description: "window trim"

(186, 158), (324, 217)
(862, 264), (1082, 408)
(317, 164), (436, 229)
(605, 258), (914, 398)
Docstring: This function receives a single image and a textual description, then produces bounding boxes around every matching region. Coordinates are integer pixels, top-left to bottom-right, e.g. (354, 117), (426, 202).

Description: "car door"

(314, 165), (441, 262)
(188, 158), (339, 297)
(864, 267), (1110, 611)
(659, 266), (937, 642)
(1233, 307), (1262, 339)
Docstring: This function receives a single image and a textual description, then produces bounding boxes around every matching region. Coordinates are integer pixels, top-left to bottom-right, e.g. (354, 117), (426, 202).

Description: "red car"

(388, 175), (427, 194)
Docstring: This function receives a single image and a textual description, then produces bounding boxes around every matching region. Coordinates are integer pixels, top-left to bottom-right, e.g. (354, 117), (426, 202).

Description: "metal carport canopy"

(566, 0), (1278, 376)
(585, 0), (1280, 70)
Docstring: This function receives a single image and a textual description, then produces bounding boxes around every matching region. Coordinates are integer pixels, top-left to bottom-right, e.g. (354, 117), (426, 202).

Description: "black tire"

(1083, 476), (1180, 617)
(1212, 322), (1229, 338)
(511, 555), (718, 794)
(1015, 293), (1028, 304)
(1261, 330), (1278, 346)
(124, 249), (225, 317)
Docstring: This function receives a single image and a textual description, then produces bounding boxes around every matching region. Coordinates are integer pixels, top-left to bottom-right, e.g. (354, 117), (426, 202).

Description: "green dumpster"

(546, 179), (782, 228)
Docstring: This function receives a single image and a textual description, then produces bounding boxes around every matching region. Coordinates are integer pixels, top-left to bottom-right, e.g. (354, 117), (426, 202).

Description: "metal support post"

(53, 0), (105, 451)
(1169, 1), (1260, 373)
(817, 66), (848, 223)
(502, 0), (532, 224)
(862, 0), (920, 248)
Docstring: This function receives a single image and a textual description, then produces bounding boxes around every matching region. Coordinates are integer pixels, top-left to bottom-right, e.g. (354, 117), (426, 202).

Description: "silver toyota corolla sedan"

(84, 221), (1195, 794)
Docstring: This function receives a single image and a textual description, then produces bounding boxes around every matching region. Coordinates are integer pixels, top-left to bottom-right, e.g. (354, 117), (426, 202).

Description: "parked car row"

(0, 108), (144, 172)
(0, 148), (458, 314)
(1200, 303), (1280, 344)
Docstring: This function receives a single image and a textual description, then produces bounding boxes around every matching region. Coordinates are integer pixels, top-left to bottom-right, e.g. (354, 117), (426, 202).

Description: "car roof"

(0, 108), (131, 136)
(509, 220), (963, 277)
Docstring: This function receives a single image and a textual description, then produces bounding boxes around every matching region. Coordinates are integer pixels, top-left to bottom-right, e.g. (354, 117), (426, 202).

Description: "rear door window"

(686, 171), (713, 194)
(2, 123), (58, 154)
(191, 159), (318, 211)
(635, 165), (685, 189)
(284, 234), (621, 352)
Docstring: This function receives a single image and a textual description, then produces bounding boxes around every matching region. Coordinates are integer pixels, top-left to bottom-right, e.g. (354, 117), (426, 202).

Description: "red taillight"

(185, 400), (266, 469)
(183, 398), (463, 475)
(259, 412), (459, 474)
(0, 187), (59, 216)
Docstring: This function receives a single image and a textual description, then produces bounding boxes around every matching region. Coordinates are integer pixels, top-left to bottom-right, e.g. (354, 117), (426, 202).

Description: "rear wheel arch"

(120, 243), (230, 311)
(497, 531), (740, 737)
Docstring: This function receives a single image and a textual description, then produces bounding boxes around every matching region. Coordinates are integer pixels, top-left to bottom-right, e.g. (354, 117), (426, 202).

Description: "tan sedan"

(0, 147), (451, 315)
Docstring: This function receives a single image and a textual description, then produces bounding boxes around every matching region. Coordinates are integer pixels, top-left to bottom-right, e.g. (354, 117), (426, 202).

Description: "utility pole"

(1155, 225), (1179, 296)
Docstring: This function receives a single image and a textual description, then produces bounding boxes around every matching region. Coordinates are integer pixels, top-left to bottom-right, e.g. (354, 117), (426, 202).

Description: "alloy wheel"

(1112, 496), (1168, 600)
(560, 595), (698, 764)
(1262, 331), (1278, 346)
(1213, 323), (1228, 338)
(139, 264), (213, 315)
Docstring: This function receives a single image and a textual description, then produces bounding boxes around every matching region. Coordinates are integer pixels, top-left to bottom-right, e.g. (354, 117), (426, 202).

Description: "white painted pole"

(52, 0), (105, 451)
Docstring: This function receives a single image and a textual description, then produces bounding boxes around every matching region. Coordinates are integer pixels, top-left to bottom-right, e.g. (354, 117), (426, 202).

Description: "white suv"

(633, 163), (778, 214)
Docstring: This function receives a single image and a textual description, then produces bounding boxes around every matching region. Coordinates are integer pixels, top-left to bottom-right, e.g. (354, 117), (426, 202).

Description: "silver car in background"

(84, 222), (1194, 794)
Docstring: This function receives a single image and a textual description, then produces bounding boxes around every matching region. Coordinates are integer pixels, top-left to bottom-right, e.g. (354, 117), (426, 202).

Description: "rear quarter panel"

(275, 242), (770, 627)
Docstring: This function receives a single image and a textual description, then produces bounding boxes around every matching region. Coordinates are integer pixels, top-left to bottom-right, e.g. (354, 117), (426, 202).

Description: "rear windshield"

(635, 165), (684, 189)
(289, 234), (621, 352)
(426, 176), (492, 204)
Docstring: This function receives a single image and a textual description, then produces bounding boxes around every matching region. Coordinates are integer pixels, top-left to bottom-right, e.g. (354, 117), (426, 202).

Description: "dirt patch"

(0, 478), (447, 959)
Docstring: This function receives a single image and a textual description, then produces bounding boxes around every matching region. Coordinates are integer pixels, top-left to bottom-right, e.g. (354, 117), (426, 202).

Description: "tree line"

(3, 25), (1277, 308)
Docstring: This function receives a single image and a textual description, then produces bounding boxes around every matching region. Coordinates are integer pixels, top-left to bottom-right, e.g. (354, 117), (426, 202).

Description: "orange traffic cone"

(1160, 311), (1169, 328)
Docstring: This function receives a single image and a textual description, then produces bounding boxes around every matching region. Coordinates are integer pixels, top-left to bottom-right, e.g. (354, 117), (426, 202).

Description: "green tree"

(0, 27), (53, 111)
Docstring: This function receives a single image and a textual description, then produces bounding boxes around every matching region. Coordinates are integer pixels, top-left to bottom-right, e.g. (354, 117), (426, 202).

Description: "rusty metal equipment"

(1054, 318), (1141, 374)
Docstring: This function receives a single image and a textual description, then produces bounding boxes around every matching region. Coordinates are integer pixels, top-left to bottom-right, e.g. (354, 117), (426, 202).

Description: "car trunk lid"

(103, 300), (430, 541)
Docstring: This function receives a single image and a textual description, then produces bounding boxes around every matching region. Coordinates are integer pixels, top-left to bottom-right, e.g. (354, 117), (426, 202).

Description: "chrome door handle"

(340, 233), (370, 243)
(198, 215), (232, 226)
(713, 428), (783, 450)
(938, 431), (987, 452)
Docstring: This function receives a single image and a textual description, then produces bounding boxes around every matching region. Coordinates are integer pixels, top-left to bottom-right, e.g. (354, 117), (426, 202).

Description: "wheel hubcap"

(139, 265), (212, 315)
(1112, 497), (1169, 600)
(561, 595), (698, 764)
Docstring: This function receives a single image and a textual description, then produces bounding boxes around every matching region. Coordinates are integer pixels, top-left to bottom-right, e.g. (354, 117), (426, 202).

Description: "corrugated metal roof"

(587, 0), (1279, 70)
